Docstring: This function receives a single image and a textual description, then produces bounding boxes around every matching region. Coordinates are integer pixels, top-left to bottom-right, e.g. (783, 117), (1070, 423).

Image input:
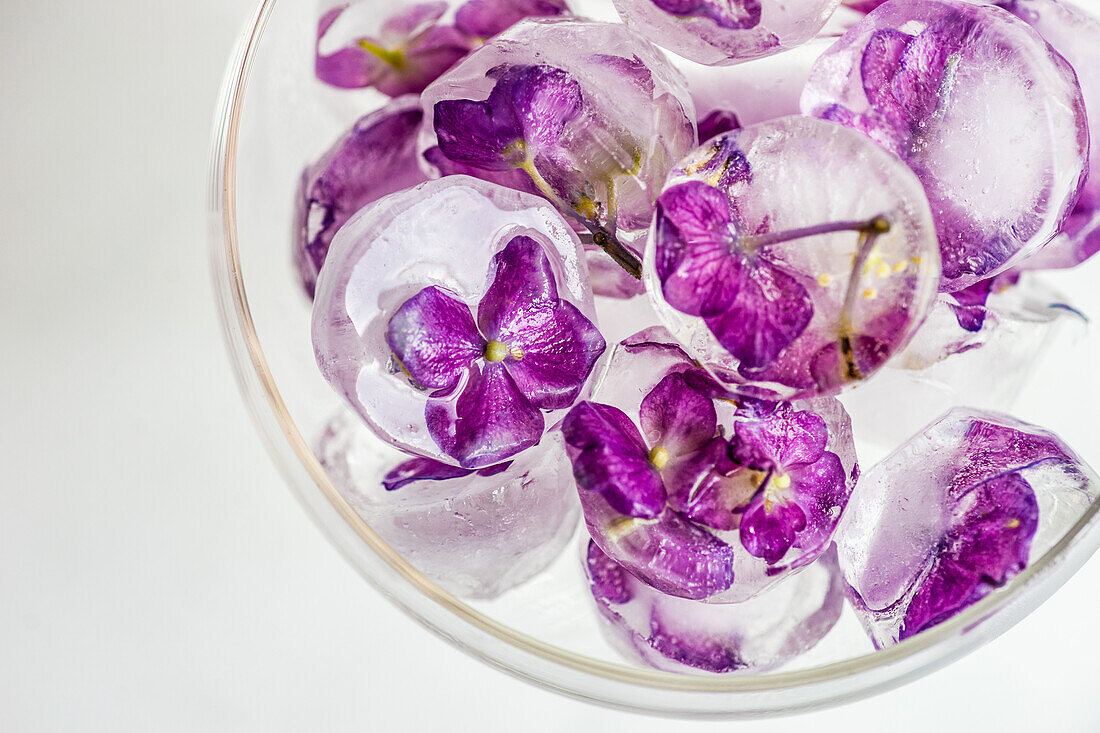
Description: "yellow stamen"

(648, 446), (670, 470)
(357, 39), (406, 69)
(817, 273), (834, 287)
(875, 262), (891, 278)
(484, 340), (508, 362)
(893, 260), (909, 273)
(509, 345), (525, 360)
(862, 287), (878, 300)
(1006, 518), (1021, 529)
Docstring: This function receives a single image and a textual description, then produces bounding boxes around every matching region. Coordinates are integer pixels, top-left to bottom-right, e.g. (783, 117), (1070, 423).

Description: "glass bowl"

(208, 0), (1100, 716)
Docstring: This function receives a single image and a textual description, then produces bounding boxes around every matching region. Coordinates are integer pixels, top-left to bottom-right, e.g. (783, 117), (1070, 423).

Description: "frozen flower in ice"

(654, 178), (815, 370)
(455, 0), (569, 39)
(293, 97), (427, 297)
(381, 455), (512, 491)
(697, 108), (741, 143)
(316, 2), (471, 95)
(387, 235), (605, 467)
(649, 0), (762, 29)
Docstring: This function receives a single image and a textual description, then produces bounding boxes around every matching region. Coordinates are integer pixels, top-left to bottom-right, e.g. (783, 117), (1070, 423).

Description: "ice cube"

(584, 540), (844, 673)
(317, 412), (580, 598)
(312, 175), (599, 467)
(611, 0), (841, 66)
(567, 328), (858, 603)
(801, 0), (1089, 291)
(418, 18), (696, 271)
(644, 115), (942, 399)
(837, 408), (1099, 647)
(993, 0), (1100, 270)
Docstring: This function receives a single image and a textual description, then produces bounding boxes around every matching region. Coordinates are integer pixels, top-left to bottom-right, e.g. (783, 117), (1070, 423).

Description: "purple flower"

(654, 178), (814, 370)
(843, 0), (888, 12)
(697, 109), (741, 143)
(386, 236), (605, 468)
(650, 0), (762, 30)
(382, 455), (512, 491)
(454, 0), (569, 39)
(729, 403), (848, 565)
(294, 98), (426, 298)
(433, 64), (582, 176)
(316, 2), (471, 95)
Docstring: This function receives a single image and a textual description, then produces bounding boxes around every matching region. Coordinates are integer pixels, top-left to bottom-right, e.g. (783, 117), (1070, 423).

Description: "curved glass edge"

(206, 0), (1100, 716)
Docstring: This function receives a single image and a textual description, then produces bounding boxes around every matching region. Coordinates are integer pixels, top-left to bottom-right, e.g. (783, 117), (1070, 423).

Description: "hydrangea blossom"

(387, 235), (605, 467)
(316, 2), (471, 95)
(293, 97), (427, 297)
(650, 0), (763, 29)
(561, 331), (857, 601)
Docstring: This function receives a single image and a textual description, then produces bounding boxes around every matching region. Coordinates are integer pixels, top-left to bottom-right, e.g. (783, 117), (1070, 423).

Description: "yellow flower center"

(357, 39), (406, 69)
(648, 446), (671, 470)
(484, 340), (509, 363)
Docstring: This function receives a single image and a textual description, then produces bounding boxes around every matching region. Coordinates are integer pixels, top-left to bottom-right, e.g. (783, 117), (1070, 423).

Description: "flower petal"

(651, 0), (762, 30)
(386, 286), (484, 392)
(425, 363), (544, 468)
(654, 181), (742, 318)
(892, 14), (976, 123)
(730, 402), (828, 471)
(899, 471), (1038, 641)
(381, 455), (512, 491)
(478, 235), (558, 331)
(666, 439), (758, 531)
(434, 98), (523, 170)
(697, 109), (741, 143)
(860, 29), (912, 110)
(455, 0), (568, 39)
(585, 539), (635, 605)
(703, 259), (813, 370)
(738, 494), (807, 564)
(562, 402), (666, 519)
(500, 64), (584, 150)
(638, 372), (717, 458)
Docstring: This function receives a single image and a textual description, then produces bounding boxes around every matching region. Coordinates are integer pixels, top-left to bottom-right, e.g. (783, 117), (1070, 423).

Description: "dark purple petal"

(638, 372), (717, 458)
(455, 0), (567, 39)
(386, 286), (484, 392)
(892, 14), (976, 123)
(899, 471), (1038, 640)
(425, 362), (544, 468)
(654, 181), (742, 318)
(703, 259), (813, 370)
(422, 145), (541, 194)
(588, 507), (736, 600)
(563, 402), (667, 519)
(585, 540), (635, 605)
(787, 451), (849, 556)
(697, 109), (741, 143)
(730, 403), (828, 471)
(382, 456), (473, 491)
(477, 236), (605, 410)
(648, 610), (746, 674)
(295, 102), (425, 297)
(651, 0), (762, 31)
(739, 494), (807, 564)
(947, 277), (995, 332)
(433, 64), (581, 171)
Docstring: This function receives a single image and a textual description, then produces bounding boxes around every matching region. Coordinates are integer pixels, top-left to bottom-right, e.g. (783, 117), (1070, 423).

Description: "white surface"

(1, 0), (1099, 730)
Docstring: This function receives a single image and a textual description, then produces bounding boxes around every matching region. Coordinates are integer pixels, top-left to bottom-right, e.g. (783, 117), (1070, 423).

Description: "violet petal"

(455, 0), (568, 39)
(738, 494), (808, 564)
(586, 539), (635, 605)
(386, 286), (484, 392)
(638, 372), (718, 458)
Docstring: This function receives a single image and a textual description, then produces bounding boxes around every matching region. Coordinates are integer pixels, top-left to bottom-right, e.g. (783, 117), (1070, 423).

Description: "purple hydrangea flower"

(728, 403), (848, 565)
(316, 2), (471, 95)
(654, 177), (814, 370)
(837, 409), (1095, 647)
(563, 346), (854, 600)
(381, 455), (512, 491)
(386, 235), (605, 468)
(697, 108), (741, 143)
(454, 0), (569, 39)
(294, 97), (427, 298)
(843, 0), (888, 13)
(650, 0), (762, 30)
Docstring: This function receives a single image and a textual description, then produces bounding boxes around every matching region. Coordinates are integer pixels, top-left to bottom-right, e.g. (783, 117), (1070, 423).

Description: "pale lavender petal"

(860, 29), (912, 110)
(380, 1), (447, 38)
(563, 402), (667, 519)
(425, 362), (544, 468)
(638, 372), (717, 458)
(654, 181), (742, 318)
(386, 286), (483, 392)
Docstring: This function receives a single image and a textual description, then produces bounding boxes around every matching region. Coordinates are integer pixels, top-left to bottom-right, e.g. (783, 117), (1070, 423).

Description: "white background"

(2, 0), (1099, 730)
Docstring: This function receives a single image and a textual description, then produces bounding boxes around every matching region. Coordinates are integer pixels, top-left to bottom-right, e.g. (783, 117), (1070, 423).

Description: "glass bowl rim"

(207, 0), (1100, 707)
